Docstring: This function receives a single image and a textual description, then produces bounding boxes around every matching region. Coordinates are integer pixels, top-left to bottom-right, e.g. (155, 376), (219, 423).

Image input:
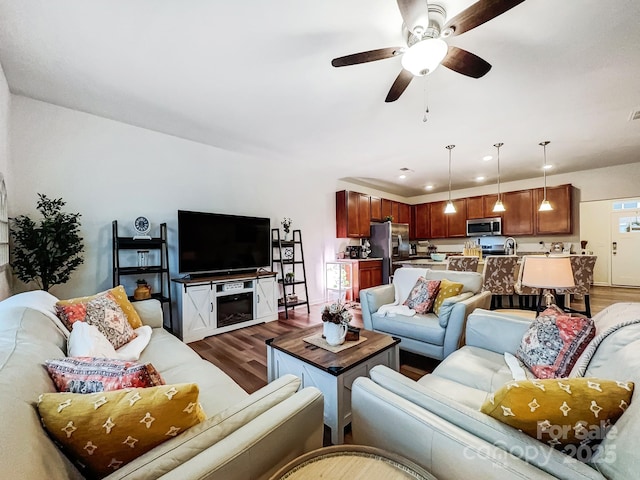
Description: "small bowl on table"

(430, 253), (446, 262)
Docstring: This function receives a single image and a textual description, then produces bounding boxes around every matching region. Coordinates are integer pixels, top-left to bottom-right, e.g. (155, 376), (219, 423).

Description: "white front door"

(611, 209), (640, 286)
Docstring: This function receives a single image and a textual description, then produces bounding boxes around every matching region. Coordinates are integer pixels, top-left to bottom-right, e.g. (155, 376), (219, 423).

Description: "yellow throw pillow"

(481, 378), (633, 447)
(432, 279), (464, 315)
(57, 285), (143, 329)
(38, 383), (206, 477)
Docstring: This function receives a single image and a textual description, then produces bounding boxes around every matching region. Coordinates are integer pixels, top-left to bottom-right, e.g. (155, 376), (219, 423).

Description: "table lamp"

(521, 255), (575, 311)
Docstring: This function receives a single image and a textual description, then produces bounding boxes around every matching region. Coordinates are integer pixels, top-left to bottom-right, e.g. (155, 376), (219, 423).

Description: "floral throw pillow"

(403, 277), (440, 314)
(44, 356), (165, 393)
(56, 291), (137, 349)
(516, 305), (596, 379)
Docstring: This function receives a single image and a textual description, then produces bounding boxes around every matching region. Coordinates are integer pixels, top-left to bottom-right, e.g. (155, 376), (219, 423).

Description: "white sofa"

(360, 267), (492, 360)
(0, 290), (324, 480)
(351, 304), (640, 480)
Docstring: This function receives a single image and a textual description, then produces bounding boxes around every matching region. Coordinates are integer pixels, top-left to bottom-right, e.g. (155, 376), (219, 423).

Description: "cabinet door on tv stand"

(256, 277), (278, 321)
(181, 284), (216, 342)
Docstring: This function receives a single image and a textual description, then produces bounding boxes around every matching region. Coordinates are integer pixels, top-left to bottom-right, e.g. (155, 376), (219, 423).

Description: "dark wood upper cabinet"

(398, 202), (410, 224)
(534, 184), (573, 234)
(336, 190), (371, 238)
(502, 189), (535, 236)
(391, 201), (400, 222)
(429, 201), (447, 239)
(447, 198), (468, 237)
(370, 196), (382, 222)
(381, 199), (392, 220)
(467, 194), (500, 219)
(414, 203), (430, 239)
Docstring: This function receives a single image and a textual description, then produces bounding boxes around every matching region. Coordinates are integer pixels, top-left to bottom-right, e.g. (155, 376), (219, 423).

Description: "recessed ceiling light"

(425, 185), (433, 190)
(483, 155), (493, 161)
(475, 176), (485, 182)
(399, 174), (407, 179)
(543, 164), (553, 170)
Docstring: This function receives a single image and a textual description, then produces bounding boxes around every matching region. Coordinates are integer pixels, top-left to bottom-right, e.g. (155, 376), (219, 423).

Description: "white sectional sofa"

(351, 304), (640, 480)
(0, 290), (324, 479)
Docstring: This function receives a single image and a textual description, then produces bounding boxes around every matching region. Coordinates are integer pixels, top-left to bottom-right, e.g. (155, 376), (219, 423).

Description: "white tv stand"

(172, 271), (278, 343)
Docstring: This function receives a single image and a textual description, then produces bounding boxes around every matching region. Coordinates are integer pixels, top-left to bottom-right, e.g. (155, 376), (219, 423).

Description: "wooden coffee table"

(266, 326), (400, 444)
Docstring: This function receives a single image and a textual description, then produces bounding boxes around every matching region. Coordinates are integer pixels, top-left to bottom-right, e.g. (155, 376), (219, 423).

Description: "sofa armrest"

(151, 387), (324, 480)
(351, 377), (561, 480)
(465, 309), (533, 355)
(438, 291), (491, 357)
(360, 285), (395, 330)
(132, 299), (164, 329)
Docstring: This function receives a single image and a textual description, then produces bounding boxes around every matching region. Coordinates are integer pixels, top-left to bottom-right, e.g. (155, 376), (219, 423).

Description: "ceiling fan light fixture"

(401, 38), (448, 76)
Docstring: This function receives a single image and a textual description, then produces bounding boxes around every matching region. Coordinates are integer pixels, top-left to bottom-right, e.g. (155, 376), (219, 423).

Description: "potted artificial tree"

(9, 194), (84, 292)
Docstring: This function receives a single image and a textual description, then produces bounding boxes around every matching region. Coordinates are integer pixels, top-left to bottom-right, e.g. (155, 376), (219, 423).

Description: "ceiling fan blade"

(331, 47), (402, 67)
(443, 0), (525, 37)
(441, 46), (492, 78)
(385, 69), (413, 103)
(396, 0), (430, 37)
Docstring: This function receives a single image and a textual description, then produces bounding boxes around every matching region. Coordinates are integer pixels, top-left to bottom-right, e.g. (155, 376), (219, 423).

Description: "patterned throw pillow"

(403, 277), (440, 314)
(57, 285), (143, 330)
(481, 378), (633, 448)
(37, 383), (206, 478)
(432, 279), (464, 316)
(56, 291), (137, 349)
(44, 357), (165, 393)
(516, 305), (596, 379)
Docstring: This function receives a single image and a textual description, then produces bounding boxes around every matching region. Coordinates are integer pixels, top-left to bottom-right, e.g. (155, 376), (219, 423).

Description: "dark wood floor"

(188, 285), (639, 395)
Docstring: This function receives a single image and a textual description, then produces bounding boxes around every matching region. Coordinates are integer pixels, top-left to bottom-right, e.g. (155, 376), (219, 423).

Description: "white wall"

(9, 96), (341, 311)
(0, 62), (12, 300)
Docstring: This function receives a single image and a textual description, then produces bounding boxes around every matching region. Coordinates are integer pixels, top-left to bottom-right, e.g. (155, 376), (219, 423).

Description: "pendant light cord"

(540, 141), (550, 200)
(446, 145), (455, 203)
(494, 142), (503, 201)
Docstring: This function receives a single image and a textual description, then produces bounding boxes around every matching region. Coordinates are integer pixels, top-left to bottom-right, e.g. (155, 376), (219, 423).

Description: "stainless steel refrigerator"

(369, 223), (410, 284)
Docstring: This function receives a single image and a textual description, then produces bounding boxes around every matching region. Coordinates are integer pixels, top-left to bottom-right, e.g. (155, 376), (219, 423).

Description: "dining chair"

(514, 257), (541, 311)
(480, 255), (519, 309)
(446, 256), (479, 272)
(556, 255), (598, 317)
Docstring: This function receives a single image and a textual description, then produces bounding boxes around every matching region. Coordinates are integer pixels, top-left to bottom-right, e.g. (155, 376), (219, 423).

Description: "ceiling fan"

(331, 0), (526, 102)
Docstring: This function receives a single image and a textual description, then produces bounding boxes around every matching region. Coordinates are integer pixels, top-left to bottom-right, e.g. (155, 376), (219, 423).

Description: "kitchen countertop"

(336, 257), (383, 262)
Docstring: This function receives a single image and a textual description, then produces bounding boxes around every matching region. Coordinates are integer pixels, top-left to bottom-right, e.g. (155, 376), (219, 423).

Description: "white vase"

(283, 230), (291, 241)
(324, 321), (348, 346)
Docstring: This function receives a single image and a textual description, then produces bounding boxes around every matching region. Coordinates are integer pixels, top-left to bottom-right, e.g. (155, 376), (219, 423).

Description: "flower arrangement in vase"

(281, 217), (292, 240)
(321, 301), (353, 346)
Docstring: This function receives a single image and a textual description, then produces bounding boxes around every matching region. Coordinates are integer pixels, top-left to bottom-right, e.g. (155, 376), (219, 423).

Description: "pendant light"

(492, 142), (506, 213)
(444, 145), (456, 214)
(538, 141), (553, 212)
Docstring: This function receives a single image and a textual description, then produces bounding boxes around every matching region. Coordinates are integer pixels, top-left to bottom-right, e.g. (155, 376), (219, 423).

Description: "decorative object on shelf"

(284, 272), (295, 283)
(281, 217), (292, 241)
(137, 250), (149, 268)
(133, 216), (151, 239)
(383, 215), (393, 222)
(444, 145), (456, 214)
(286, 293), (298, 303)
(10, 194), (84, 292)
(134, 279), (152, 300)
(361, 239), (371, 259)
(492, 142), (506, 213)
(538, 141), (553, 212)
(283, 246), (294, 260)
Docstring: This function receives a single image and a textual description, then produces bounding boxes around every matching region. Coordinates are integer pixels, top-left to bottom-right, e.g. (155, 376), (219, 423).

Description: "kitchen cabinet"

(467, 194), (500, 219)
(447, 199), (468, 237)
(370, 196), (382, 221)
(502, 189), (535, 236)
(534, 184), (573, 234)
(414, 203), (430, 239)
(391, 201), (400, 222)
(398, 202), (410, 224)
(336, 190), (370, 238)
(345, 260), (383, 301)
(429, 202), (447, 238)
(381, 199), (392, 220)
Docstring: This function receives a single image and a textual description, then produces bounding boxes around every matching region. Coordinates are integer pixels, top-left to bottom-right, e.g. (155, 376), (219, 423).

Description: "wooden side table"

(266, 326), (400, 444)
(269, 445), (436, 479)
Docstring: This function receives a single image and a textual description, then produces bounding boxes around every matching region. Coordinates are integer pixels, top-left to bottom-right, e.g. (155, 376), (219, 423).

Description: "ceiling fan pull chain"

(423, 76), (429, 122)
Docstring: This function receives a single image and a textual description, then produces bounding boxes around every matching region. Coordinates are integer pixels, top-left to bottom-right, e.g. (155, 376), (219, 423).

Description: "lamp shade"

(521, 256), (575, 289)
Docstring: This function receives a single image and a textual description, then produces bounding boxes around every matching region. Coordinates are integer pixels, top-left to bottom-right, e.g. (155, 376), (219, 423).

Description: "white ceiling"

(1, 0), (639, 197)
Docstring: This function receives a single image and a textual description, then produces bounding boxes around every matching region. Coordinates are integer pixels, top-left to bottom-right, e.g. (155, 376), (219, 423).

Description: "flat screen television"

(178, 210), (271, 276)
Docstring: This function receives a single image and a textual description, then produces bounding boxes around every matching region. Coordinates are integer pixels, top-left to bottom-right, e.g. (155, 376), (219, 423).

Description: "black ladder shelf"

(272, 228), (310, 319)
(112, 220), (173, 331)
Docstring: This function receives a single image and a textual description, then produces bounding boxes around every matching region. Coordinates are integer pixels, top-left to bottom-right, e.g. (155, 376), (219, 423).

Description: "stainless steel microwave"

(466, 217), (502, 236)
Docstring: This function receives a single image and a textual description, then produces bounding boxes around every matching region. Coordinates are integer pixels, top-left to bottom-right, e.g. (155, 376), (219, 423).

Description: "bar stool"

(446, 256), (479, 272)
(514, 257), (541, 311)
(481, 255), (519, 309)
(556, 255), (598, 317)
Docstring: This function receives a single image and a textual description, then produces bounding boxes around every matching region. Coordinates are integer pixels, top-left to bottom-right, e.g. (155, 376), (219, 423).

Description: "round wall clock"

(133, 216), (151, 238)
